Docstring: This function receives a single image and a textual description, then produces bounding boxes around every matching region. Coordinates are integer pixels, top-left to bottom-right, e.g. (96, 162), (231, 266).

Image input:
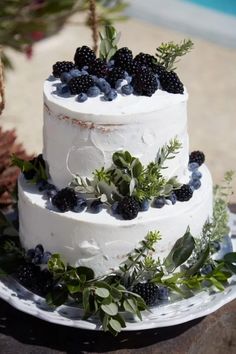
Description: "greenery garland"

(0, 172), (235, 335)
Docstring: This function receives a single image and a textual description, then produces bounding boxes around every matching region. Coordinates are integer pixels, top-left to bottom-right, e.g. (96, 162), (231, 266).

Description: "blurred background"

(0, 0), (236, 207)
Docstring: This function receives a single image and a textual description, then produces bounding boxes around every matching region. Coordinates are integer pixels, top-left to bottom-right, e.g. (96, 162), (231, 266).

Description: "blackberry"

(159, 70), (184, 94)
(33, 269), (54, 296)
(118, 196), (139, 220)
(132, 282), (159, 306)
(151, 64), (166, 76)
(175, 184), (193, 202)
(133, 52), (156, 68)
(89, 58), (108, 77)
(52, 187), (77, 212)
(68, 75), (94, 94)
(132, 67), (158, 96)
(113, 47), (133, 72)
(16, 263), (40, 289)
(189, 151), (205, 166)
(107, 67), (125, 88)
(74, 45), (96, 69)
(52, 61), (75, 78)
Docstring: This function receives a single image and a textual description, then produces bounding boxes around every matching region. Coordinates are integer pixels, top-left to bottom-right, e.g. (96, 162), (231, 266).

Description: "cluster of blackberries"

(52, 45), (184, 102)
(15, 262), (54, 297)
(132, 282), (169, 306)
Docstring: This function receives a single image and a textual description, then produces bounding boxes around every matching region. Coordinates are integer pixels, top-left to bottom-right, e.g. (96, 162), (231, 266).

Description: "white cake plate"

(0, 213), (236, 332)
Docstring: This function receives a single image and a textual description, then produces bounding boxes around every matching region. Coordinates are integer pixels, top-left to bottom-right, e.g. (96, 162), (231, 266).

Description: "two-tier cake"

(17, 36), (213, 276)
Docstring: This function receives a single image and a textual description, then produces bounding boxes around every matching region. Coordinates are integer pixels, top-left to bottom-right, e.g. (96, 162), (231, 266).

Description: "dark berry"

(151, 64), (166, 76)
(132, 67), (158, 96)
(189, 179), (201, 190)
(200, 264), (213, 275)
(113, 47), (133, 72)
(68, 75), (94, 95)
(52, 187), (77, 212)
(26, 248), (35, 259)
(89, 58), (108, 77)
(189, 151), (205, 166)
(74, 46), (96, 69)
(52, 61), (75, 78)
(132, 282), (159, 306)
(107, 67), (125, 88)
(166, 192), (177, 205)
(41, 251), (52, 264)
(89, 200), (103, 213)
(33, 269), (54, 296)
(111, 201), (120, 215)
(73, 198), (87, 212)
(159, 70), (184, 94)
(153, 196), (166, 208)
(118, 196), (139, 220)
(133, 52), (156, 69)
(157, 286), (169, 300)
(104, 89), (117, 101)
(175, 184), (193, 202)
(188, 162), (199, 172)
(139, 199), (149, 211)
(35, 244), (44, 255)
(15, 263), (40, 289)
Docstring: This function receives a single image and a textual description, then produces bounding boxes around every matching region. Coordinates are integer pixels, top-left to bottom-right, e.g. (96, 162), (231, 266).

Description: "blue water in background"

(183, 0), (236, 16)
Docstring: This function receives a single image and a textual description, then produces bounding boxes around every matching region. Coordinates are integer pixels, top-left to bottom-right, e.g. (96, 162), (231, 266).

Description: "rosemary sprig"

(155, 39), (194, 71)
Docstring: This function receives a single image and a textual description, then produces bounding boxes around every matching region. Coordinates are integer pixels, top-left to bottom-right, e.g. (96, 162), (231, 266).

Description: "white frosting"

(43, 79), (189, 189)
(18, 165), (213, 276)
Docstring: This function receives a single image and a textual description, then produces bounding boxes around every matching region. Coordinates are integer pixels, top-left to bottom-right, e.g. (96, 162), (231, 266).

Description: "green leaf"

(109, 318), (121, 333)
(101, 302), (118, 316)
(83, 288), (90, 313)
(110, 286), (122, 300)
(209, 277), (225, 291)
(223, 252), (236, 263)
(132, 159), (143, 178)
(95, 287), (110, 298)
(186, 245), (210, 276)
(164, 228), (195, 272)
(76, 266), (95, 281)
(46, 285), (68, 307)
(123, 298), (137, 314)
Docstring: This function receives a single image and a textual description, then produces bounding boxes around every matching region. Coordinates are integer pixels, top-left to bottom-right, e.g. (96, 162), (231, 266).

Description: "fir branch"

(155, 39), (194, 71)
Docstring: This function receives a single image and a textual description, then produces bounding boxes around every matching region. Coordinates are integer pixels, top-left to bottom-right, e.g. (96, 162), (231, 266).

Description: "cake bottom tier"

(18, 165), (213, 276)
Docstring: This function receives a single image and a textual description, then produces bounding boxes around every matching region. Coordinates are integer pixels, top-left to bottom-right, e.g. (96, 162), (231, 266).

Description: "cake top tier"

(44, 78), (188, 124)
(48, 27), (193, 109)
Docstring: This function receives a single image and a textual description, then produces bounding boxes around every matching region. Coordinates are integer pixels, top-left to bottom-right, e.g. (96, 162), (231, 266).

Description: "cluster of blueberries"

(56, 65), (135, 102)
(26, 244), (52, 265)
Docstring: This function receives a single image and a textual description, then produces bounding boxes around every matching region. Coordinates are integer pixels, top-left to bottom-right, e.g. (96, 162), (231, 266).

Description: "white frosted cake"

(18, 42), (213, 276)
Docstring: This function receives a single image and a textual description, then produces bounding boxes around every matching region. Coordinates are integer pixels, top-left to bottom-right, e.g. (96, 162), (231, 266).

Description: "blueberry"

(91, 75), (99, 83)
(73, 198), (87, 212)
(26, 248), (35, 259)
(82, 66), (89, 70)
(189, 179), (201, 190)
(35, 244), (44, 256)
(188, 162), (199, 172)
(166, 192), (177, 205)
(41, 251), (52, 264)
(70, 69), (81, 77)
(60, 72), (72, 83)
(37, 179), (49, 191)
(90, 200), (103, 213)
(157, 286), (169, 300)
(121, 84), (134, 95)
(139, 199), (149, 211)
(104, 89), (117, 101)
(111, 201), (120, 215)
(44, 188), (57, 200)
(32, 254), (42, 265)
(213, 235), (233, 260)
(153, 197), (166, 208)
(126, 76), (132, 84)
(200, 264), (213, 275)
(77, 93), (88, 102)
(97, 79), (111, 94)
(210, 241), (221, 252)
(80, 69), (88, 75)
(87, 86), (101, 97)
(115, 79), (124, 89)
(56, 83), (69, 95)
(192, 170), (202, 180)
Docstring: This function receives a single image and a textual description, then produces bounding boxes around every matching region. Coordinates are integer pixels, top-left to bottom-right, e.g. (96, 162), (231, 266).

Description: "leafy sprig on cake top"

(0, 173), (235, 335)
(51, 26), (193, 101)
(12, 142), (207, 219)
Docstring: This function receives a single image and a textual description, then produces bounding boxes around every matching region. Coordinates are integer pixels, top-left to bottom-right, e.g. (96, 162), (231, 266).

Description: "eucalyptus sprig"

(99, 25), (121, 61)
(155, 39), (194, 71)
